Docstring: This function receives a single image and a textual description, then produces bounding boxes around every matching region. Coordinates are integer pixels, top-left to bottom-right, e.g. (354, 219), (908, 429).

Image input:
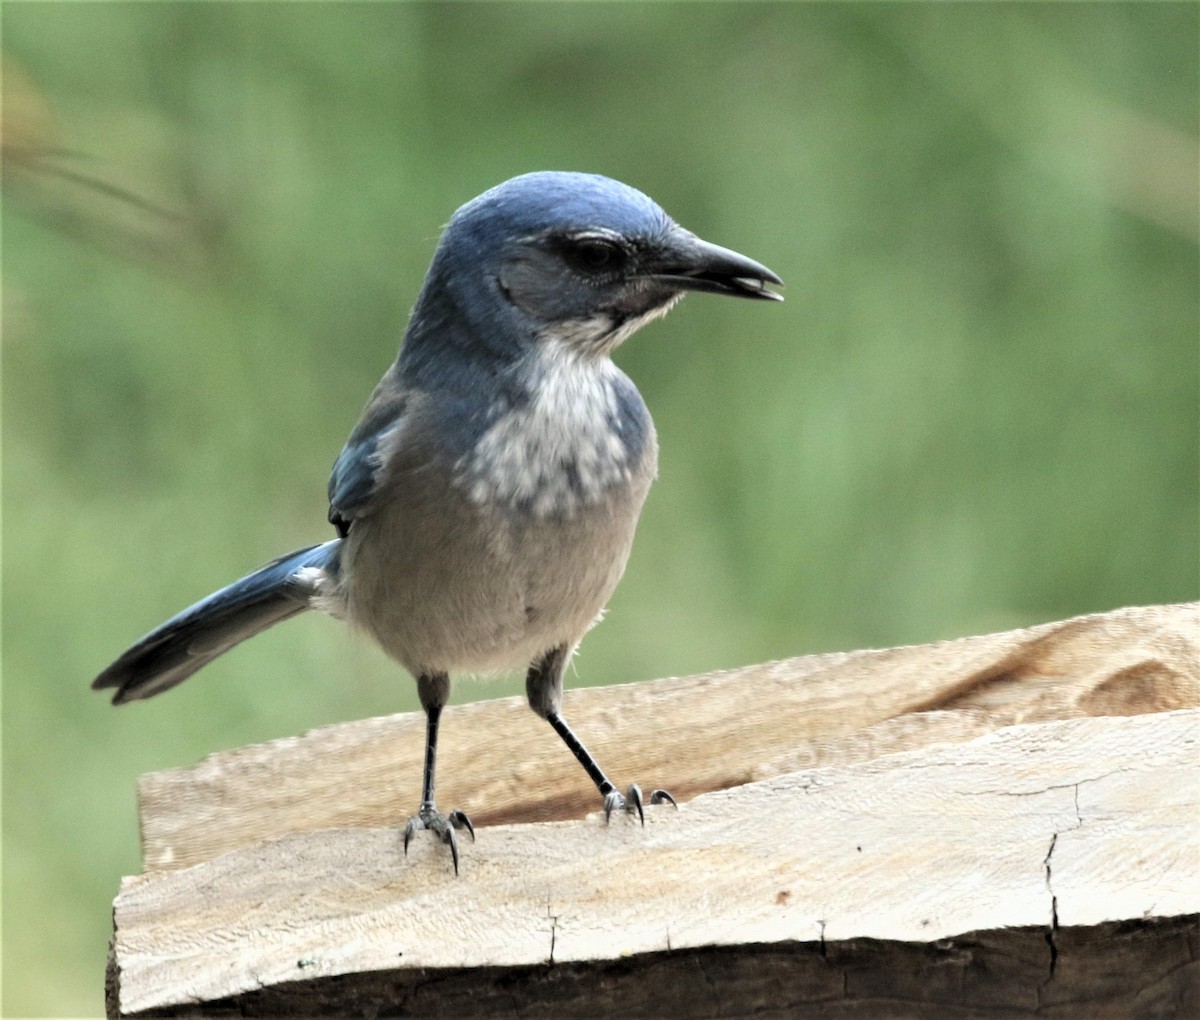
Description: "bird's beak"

(645, 227), (783, 301)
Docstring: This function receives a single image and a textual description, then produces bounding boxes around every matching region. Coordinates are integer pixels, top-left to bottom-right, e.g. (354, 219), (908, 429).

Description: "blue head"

(399, 172), (781, 382)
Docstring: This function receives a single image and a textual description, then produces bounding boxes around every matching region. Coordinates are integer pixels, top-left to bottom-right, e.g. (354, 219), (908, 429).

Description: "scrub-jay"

(93, 171), (782, 872)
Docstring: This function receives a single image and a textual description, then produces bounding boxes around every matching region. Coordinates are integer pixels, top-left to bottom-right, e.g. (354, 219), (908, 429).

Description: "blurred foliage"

(2, 3), (1197, 1015)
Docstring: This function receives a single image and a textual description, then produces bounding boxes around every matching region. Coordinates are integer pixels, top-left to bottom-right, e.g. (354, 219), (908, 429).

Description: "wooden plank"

(136, 602), (1200, 872)
(108, 708), (1200, 1017)
(110, 919), (1199, 1019)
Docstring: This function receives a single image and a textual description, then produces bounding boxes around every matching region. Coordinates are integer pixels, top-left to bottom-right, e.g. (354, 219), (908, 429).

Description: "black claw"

(601, 783), (677, 825)
(403, 805), (475, 874)
(648, 789), (678, 809)
(627, 783), (646, 825)
(450, 808), (476, 842)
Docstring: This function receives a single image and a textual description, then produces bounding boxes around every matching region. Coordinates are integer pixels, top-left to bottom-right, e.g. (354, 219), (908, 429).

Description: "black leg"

(546, 709), (618, 801)
(403, 672), (474, 873)
(419, 700), (443, 811)
(527, 647), (677, 825)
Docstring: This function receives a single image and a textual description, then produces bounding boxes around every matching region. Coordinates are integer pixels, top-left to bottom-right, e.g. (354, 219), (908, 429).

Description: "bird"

(92, 171), (782, 872)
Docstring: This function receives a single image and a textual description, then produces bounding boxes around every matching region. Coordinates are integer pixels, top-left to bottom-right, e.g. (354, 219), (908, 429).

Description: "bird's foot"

(403, 804), (475, 874)
(602, 784), (678, 825)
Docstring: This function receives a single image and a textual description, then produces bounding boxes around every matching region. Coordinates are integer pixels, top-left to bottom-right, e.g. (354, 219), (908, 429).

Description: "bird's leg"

(403, 672), (474, 873)
(546, 710), (678, 822)
(527, 646), (677, 823)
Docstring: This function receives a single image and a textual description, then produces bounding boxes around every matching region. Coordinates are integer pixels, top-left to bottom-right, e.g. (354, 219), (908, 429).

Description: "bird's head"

(412, 172), (782, 363)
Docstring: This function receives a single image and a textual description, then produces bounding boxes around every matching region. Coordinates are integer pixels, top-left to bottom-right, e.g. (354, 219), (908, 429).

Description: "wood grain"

(109, 707), (1199, 1017)
(136, 601), (1199, 873)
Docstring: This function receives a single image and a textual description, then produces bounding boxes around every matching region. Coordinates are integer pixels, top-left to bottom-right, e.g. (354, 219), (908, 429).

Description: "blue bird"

(93, 171), (782, 872)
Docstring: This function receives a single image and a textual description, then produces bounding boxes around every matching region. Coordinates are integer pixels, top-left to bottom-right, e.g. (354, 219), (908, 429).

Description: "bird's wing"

(327, 370), (410, 536)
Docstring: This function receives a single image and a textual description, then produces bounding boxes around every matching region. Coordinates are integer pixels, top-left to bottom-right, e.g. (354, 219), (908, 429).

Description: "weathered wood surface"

(109, 707), (1198, 1017)
(114, 920), (1200, 1019)
(137, 601), (1199, 873)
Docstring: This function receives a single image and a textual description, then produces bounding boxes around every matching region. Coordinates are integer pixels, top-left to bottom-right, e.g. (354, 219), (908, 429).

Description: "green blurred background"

(3, 3), (1196, 1015)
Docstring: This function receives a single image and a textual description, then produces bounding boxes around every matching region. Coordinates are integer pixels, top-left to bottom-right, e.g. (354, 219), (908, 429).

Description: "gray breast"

(342, 345), (658, 677)
(454, 340), (655, 519)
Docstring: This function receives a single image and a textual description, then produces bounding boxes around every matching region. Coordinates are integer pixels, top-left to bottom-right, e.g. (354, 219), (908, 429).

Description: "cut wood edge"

(110, 916), (1200, 1020)
(109, 708), (1200, 1017)
(135, 601), (1200, 873)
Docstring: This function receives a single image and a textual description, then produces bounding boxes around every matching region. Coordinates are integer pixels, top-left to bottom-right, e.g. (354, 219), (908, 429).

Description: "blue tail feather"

(93, 540), (341, 704)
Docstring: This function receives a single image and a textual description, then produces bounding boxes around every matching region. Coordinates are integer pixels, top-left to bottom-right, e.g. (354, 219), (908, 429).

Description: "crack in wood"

(1044, 832), (1060, 978)
(547, 901), (558, 966)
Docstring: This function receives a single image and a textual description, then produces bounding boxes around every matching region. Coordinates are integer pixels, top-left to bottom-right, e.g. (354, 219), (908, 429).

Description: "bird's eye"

(576, 239), (615, 268)
(565, 236), (625, 275)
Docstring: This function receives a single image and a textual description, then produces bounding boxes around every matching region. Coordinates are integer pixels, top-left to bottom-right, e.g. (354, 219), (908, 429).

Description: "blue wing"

(328, 369), (409, 536)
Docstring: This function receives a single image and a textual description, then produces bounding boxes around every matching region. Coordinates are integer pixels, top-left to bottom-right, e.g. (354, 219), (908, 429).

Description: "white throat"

(456, 339), (641, 517)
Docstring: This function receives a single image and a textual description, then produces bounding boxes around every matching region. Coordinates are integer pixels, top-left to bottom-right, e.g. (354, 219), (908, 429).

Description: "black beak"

(645, 227), (783, 301)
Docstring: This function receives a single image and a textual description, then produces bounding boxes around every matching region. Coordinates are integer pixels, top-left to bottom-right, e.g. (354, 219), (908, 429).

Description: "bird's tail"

(92, 540), (342, 704)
